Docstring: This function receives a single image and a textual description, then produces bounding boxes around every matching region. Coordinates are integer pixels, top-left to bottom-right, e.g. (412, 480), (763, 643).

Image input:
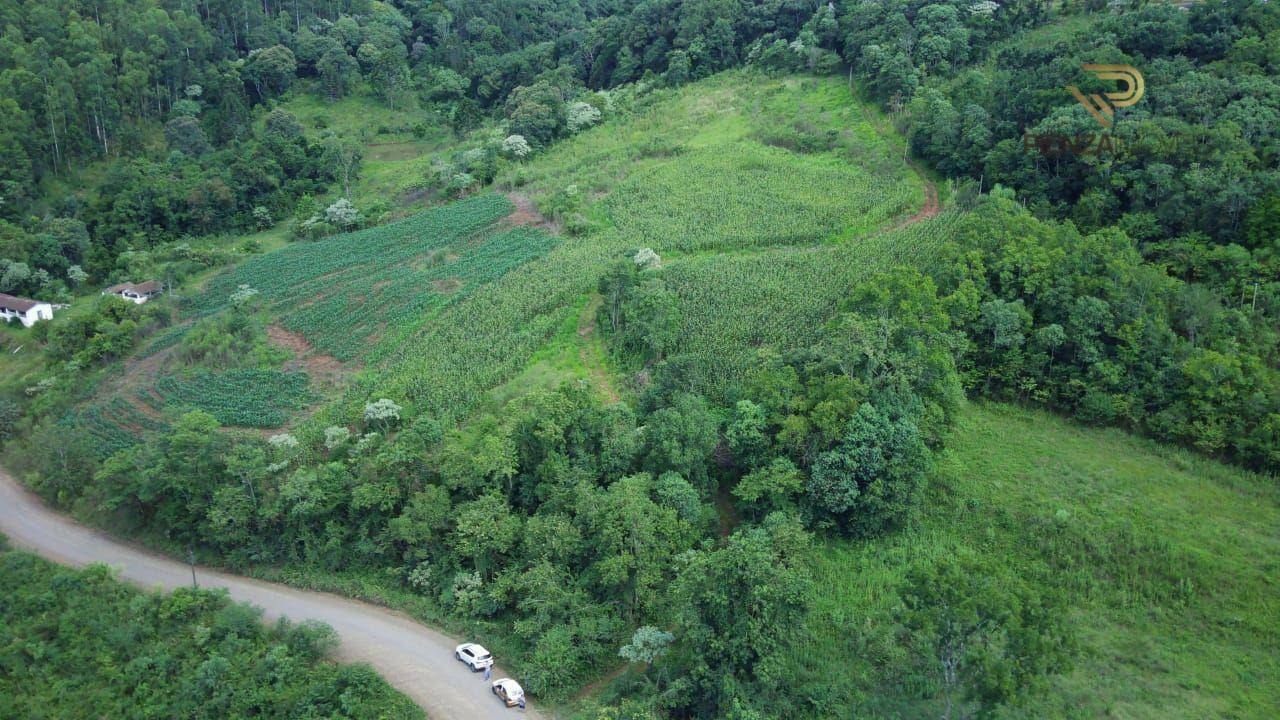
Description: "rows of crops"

(146, 370), (315, 428)
(659, 212), (963, 398)
(136, 322), (192, 359)
(57, 398), (170, 458)
(368, 232), (617, 419)
(190, 194), (559, 360)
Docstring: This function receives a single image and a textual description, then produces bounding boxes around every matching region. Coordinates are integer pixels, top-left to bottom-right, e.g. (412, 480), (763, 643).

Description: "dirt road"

(0, 468), (542, 720)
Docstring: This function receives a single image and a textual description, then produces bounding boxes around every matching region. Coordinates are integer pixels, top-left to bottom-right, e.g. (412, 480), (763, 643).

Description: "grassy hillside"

(276, 87), (452, 214)
(46, 71), (928, 437)
(792, 402), (1279, 719)
(365, 71), (928, 417)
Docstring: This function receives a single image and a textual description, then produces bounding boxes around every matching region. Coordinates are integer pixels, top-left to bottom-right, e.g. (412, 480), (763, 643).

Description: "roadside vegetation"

(0, 539), (424, 720)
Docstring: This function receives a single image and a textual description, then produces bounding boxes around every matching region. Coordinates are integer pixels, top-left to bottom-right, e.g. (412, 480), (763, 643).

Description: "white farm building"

(0, 293), (54, 327)
(104, 280), (163, 304)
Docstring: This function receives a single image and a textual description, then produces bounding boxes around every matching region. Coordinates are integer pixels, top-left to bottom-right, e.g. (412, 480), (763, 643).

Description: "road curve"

(0, 468), (543, 720)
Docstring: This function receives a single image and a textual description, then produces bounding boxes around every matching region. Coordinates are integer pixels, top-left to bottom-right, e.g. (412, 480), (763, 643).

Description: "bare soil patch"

(888, 163), (941, 231)
(502, 192), (557, 232)
(431, 278), (462, 294)
(398, 186), (435, 208)
(267, 324), (354, 383)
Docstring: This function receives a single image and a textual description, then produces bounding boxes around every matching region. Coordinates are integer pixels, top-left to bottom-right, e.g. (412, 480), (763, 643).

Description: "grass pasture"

(601, 141), (915, 254)
(278, 87), (451, 214)
(790, 403), (1280, 719)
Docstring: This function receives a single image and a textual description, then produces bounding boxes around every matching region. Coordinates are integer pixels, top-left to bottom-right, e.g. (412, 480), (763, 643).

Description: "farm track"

(892, 161), (941, 230)
(0, 468), (546, 720)
(576, 293), (621, 403)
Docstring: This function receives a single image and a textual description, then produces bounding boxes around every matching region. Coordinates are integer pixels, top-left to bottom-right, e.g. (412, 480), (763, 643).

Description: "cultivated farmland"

(146, 370), (315, 428)
(366, 73), (934, 417)
(56, 398), (169, 459)
(658, 212), (961, 397)
(192, 194), (560, 361)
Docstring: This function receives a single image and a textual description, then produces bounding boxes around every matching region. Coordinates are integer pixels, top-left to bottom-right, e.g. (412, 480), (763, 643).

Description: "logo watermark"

(1024, 64), (1144, 158)
(1067, 64), (1144, 128)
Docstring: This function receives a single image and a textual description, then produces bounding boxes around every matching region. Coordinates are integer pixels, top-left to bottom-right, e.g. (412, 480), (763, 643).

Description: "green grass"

(279, 87), (452, 213)
(792, 402), (1280, 719)
(0, 324), (46, 394)
(602, 142), (914, 253)
(478, 293), (623, 412)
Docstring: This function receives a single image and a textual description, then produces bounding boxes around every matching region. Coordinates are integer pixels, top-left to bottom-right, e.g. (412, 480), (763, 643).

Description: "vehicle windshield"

(479, 652), (491, 659)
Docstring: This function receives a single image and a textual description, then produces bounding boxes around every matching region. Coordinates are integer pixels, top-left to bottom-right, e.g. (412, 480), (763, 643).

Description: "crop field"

(657, 212), (960, 397)
(362, 72), (929, 417)
(789, 403), (1280, 719)
(145, 370), (315, 428)
(57, 398), (169, 459)
(191, 194), (559, 361)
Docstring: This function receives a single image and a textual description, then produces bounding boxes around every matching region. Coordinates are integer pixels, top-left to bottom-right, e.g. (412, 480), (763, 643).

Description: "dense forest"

(0, 540), (423, 719)
(0, 0), (1277, 719)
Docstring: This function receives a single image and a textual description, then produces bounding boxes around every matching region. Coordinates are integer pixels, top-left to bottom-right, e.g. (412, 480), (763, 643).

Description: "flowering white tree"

(619, 626), (674, 665)
(502, 134), (531, 158)
(566, 101), (602, 133)
(267, 433), (300, 472)
(633, 247), (660, 269)
(67, 265), (88, 286)
(324, 425), (351, 450)
(448, 172), (476, 196)
(230, 284), (259, 307)
(268, 433), (299, 451)
(968, 1), (999, 16)
(364, 398), (403, 429)
(324, 198), (362, 229)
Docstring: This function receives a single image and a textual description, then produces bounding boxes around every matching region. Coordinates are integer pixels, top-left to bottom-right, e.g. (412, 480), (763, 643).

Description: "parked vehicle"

(454, 642), (493, 671)
(491, 678), (525, 707)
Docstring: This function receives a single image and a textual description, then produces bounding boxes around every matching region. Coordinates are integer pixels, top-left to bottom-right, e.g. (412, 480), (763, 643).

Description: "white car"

(491, 678), (525, 707)
(454, 642), (493, 671)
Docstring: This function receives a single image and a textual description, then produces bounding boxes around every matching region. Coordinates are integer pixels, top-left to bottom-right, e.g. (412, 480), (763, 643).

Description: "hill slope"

(795, 402), (1279, 719)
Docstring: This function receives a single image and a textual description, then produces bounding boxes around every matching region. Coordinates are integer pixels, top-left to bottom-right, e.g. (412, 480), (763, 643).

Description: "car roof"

(495, 678), (523, 692)
(462, 643), (489, 654)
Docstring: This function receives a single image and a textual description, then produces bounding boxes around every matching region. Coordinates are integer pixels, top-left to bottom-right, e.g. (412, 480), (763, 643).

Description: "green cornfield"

(660, 212), (960, 398)
(146, 370), (315, 428)
(57, 398), (170, 458)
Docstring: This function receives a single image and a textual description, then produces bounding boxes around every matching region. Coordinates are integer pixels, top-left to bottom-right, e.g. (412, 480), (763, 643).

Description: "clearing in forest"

(369, 71), (939, 417)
